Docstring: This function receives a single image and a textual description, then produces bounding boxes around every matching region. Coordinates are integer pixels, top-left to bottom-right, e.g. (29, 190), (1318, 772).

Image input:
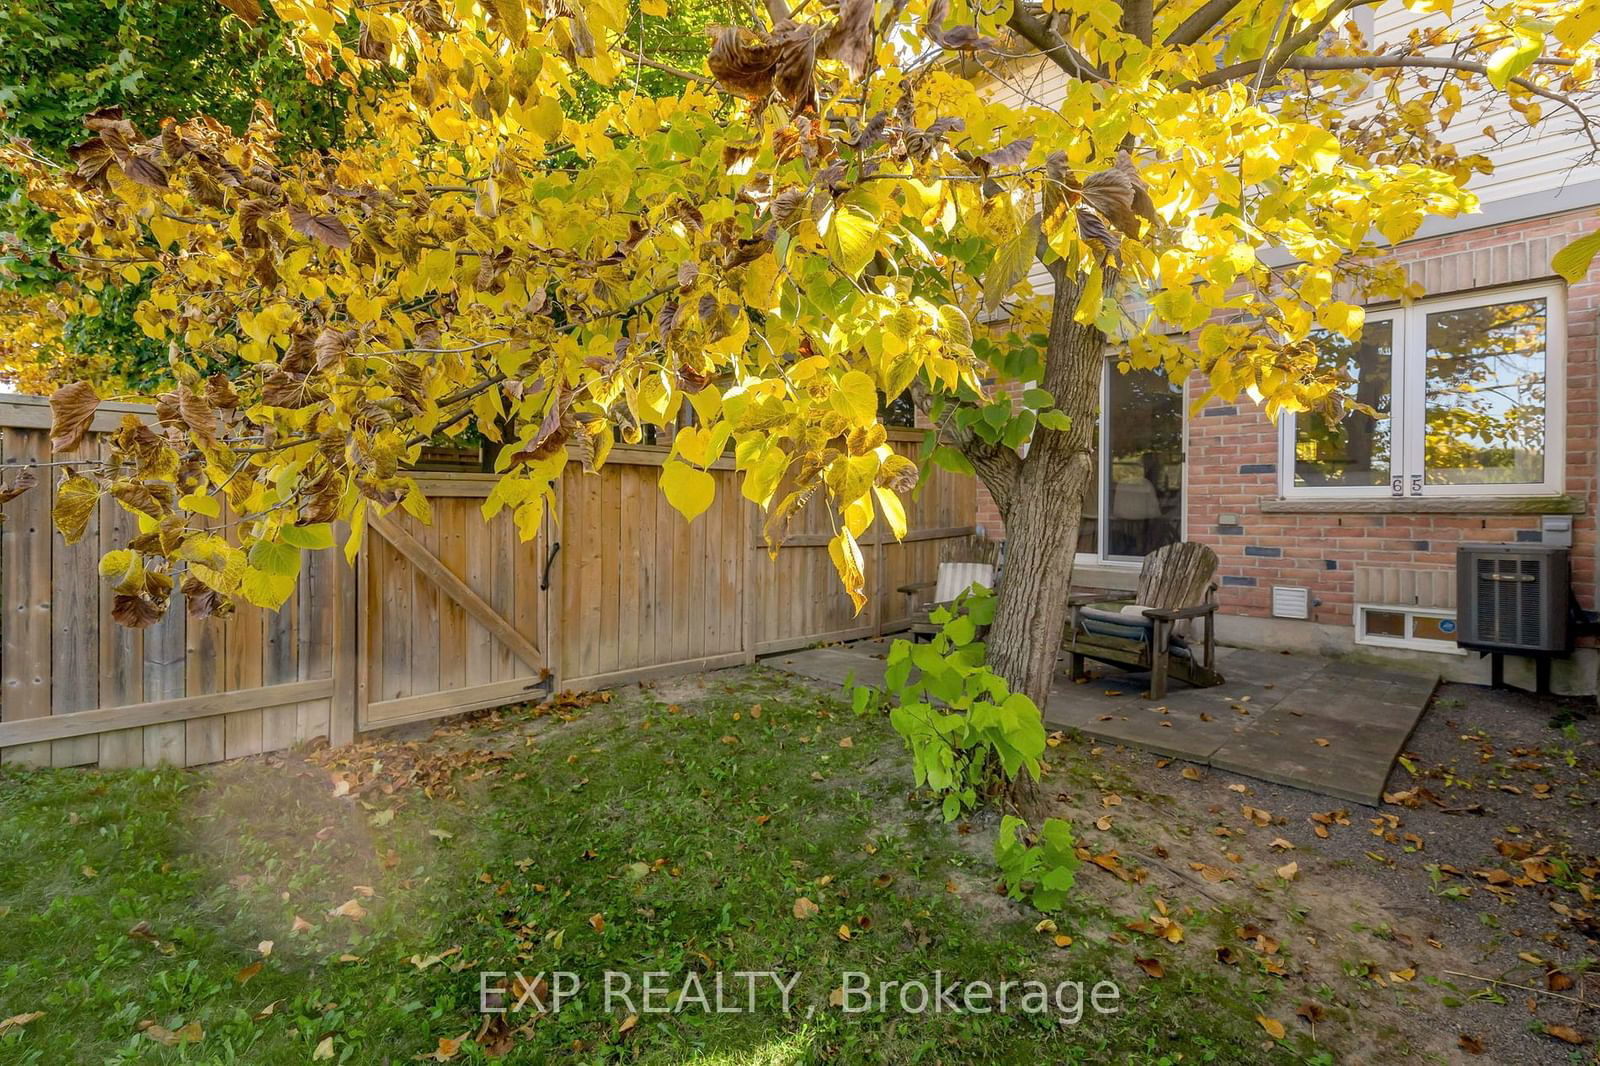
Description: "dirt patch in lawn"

(1040, 680), (1600, 1065)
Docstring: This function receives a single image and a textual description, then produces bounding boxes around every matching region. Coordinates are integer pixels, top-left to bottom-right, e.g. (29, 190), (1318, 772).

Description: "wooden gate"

(357, 477), (552, 730)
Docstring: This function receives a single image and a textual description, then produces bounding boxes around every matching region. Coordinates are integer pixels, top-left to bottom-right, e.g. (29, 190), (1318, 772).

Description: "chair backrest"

(938, 535), (1005, 568)
(934, 561), (994, 604)
(1135, 542), (1218, 610)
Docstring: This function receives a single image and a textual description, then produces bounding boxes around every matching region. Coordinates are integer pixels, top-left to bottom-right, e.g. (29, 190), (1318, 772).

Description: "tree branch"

(1163, 0), (1246, 46)
(1005, 5), (1105, 83)
(1188, 54), (1600, 153)
(909, 380), (1023, 518)
(616, 48), (713, 85)
(1122, 0), (1154, 45)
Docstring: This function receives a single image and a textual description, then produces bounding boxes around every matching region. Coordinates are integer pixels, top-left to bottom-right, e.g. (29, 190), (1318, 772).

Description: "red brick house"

(973, 14), (1600, 695)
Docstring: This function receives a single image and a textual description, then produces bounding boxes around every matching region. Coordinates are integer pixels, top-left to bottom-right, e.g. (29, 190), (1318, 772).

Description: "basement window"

(1354, 605), (1465, 654)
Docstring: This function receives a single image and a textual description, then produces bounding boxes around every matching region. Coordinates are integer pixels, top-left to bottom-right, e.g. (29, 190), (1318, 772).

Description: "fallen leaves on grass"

(140, 1021), (203, 1046)
(313, 1035), (335, 1059)
(1256, 1014), (1286, 1040)
(0, 1012), (43, 1035)
(792, 897), (820, 920)
(330, 898), (368, 920)
(1135, 957), (1164, 978)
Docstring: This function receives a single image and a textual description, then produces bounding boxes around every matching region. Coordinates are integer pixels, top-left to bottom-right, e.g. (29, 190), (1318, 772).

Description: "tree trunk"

(981, 276), (1107, 710)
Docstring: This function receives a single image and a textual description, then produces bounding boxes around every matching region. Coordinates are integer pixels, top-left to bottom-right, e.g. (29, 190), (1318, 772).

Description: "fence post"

(742, 507), (758, 665)
(329, 525), (360, 746)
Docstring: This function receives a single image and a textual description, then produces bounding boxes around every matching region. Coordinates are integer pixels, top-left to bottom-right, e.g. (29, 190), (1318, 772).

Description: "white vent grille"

(1271, 586), (1311, 620)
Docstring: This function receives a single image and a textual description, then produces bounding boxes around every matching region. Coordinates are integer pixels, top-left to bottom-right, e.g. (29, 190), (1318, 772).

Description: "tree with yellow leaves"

(3, 0), (1597, 705)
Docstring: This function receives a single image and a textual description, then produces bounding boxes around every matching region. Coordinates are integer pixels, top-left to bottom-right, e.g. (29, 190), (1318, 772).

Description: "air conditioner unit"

(1455, 544), (1571, 654)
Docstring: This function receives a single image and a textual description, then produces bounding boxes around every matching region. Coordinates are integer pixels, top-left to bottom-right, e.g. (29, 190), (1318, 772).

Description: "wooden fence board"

(0, 407), (971, 767)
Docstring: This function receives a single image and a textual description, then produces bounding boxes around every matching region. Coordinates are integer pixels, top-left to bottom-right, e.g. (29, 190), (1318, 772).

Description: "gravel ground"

(1043, 677), (1599, 1065)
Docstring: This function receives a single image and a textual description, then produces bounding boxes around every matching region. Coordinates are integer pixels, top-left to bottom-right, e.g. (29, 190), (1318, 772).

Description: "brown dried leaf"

(288, 203), (352, 249)
(177, 386), (218, 447)
(1081, 152), (1156, 239)
(818, 0), (874, 78)
(792, 896), (820, 920)
(1544, 1025), (1586, 1045)
(112, 593), (164, 629)
(922, 0), (996, 50)
(49, 381), (100, 453)
(0, 467), (37, 507)
(0, 1012), (44, 1035)
(217, 0), (263, 24)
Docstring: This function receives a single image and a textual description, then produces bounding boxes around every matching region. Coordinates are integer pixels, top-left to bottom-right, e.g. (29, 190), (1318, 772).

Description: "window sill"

(1260, 495), (1584, 515)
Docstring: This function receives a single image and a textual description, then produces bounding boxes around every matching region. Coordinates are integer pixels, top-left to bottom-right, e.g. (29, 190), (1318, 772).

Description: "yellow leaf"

(660, 460), (715, 522)
(52, 474), (99, 545)
(833, 370), (878, 428)
(1257, 1014), (1286, 1040)
(313, 1036), (335, 1060)
(828, 530), (867, 615)
(873, 486), (907, 540)
(641, 0), (667, 14)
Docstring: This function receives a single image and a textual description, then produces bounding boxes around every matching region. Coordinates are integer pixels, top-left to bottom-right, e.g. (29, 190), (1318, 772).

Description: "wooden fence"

(0, 396), (973, 768)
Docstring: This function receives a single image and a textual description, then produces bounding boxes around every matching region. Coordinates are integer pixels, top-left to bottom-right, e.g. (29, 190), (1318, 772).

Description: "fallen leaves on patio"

(1188, 861), (1232, 883)
(1544, 1024), (1588, 1046)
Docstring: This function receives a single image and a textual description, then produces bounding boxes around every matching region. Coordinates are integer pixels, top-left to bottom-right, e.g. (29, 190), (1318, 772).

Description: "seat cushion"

(1077, 607), (1191, 659)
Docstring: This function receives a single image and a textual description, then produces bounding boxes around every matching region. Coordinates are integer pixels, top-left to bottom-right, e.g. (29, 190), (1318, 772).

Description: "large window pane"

(1105, 368), (1184, 559)
(1294, 321), (1394, 488)
(1424, 298), (1547, 485)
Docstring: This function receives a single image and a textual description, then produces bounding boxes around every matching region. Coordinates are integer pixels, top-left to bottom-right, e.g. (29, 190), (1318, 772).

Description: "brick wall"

(1187, 208), (1600, 629)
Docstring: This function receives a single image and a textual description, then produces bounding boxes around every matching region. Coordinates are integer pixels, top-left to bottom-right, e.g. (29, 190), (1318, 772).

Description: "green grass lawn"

(0, 668), (1295, 1064)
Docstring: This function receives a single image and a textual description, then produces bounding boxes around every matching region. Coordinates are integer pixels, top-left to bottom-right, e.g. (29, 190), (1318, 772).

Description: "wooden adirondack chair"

(897, 535), (1004, 639)
(1064, 541), (1223, 699)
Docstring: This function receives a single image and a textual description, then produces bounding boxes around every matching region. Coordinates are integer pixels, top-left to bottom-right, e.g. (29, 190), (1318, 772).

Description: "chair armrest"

(896, 580), (937, 595)
(1069, 592), (1135, 608)
(1141, 603), (1217, 622)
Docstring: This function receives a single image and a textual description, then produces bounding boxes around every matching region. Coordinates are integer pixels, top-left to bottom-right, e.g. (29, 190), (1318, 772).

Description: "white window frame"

(1280, 282), (1566, 500)
(1354, 604), (1468, 655)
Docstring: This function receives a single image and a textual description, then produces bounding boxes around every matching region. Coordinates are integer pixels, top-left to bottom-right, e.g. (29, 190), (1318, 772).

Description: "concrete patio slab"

(763, 642), (890, 689)
(763, 638), (1437, 806)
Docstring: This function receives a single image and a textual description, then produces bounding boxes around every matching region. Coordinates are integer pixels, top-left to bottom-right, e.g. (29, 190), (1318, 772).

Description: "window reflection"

(1295, 320), (1393, 487)
(1425, 298), (1546, 485)
(1106, 367), (1184, 559)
